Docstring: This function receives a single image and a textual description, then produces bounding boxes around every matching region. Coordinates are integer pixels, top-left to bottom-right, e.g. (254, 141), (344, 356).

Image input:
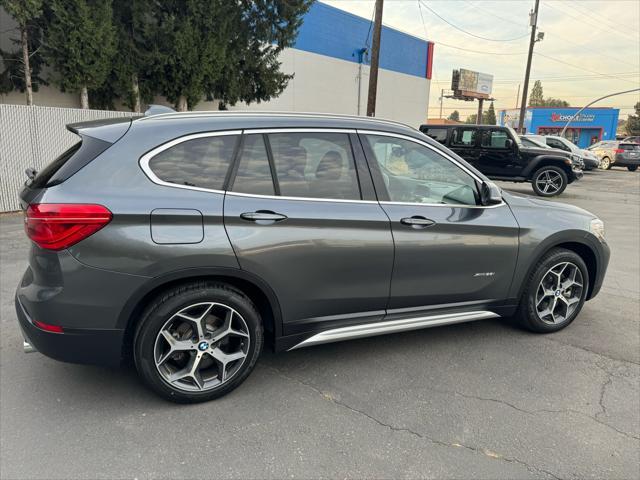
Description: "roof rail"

(136, 110), (415, 130)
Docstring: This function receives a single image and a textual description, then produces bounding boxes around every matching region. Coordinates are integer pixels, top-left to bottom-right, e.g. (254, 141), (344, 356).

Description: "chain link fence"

(0, 104), (135, 212)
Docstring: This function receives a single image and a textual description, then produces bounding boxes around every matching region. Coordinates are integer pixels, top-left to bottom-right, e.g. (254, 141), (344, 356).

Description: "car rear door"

(448, 126), (480, 168)
(477, 128), (519, 176)
(358, 131), (519, 313)
(223, 129), (394, 335)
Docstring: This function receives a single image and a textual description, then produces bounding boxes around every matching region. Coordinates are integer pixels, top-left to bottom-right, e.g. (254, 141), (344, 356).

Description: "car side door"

(358, 131), (520, 314)
(223, 129), (394, 337)
(448, 127), (480, 168)
(477, 128), (519, 177)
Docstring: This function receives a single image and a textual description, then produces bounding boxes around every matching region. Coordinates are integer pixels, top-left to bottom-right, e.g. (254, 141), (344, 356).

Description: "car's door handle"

(240, 210), (288, 223)
(400, 216), (436, 228)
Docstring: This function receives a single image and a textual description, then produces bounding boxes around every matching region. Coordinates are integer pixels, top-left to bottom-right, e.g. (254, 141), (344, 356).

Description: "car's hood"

(579, 149), (598, 159)
(520, 146), (569, 157)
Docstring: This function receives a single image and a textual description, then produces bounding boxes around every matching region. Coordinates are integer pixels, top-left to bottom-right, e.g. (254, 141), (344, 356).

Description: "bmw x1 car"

(16, 110), (610, 403)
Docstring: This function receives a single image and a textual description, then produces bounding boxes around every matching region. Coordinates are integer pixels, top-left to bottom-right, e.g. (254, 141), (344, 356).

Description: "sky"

(322, 0), (640, 121)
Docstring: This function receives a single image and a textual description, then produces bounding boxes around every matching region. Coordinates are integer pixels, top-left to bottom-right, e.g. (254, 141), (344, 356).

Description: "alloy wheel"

(601, 157), (610, 169)
(154, 302), (250, 392)
(535, 170), (564, 195)
(535, 262), (584, 325)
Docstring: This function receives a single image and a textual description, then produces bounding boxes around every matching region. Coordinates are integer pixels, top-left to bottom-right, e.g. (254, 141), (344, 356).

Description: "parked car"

(524, 134), (599, 171)
(622, 136), (640, 144)
(588, 141), (640, 171)
(519, 136), (590, 168)
(16, 111), (609, 403)
(419, 124), (583, 196)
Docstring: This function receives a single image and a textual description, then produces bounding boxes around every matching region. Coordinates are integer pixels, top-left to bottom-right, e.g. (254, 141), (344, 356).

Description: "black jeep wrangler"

(419, 124), (583, 196)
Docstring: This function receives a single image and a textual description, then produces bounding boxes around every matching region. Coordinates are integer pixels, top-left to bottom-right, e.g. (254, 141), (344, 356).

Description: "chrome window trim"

(139, 130), (242, 194)
(356, 129), (507, 209)
(226, 190), (379, 204)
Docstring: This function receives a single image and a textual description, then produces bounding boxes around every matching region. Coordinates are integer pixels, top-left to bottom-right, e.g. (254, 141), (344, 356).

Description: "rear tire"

(600, 157), (611, 170)
(531, 166), (568, 197)
(134, 282), (263, 403)
(516, 248), (589, 333)
(628, 165), (638, 172)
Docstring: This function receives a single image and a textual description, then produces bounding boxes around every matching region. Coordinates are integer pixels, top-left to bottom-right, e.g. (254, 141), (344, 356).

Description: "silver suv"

(16, 111), (610, 402)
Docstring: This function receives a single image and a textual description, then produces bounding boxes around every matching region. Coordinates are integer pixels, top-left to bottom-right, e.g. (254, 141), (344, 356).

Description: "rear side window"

(451, 128), (478, 147)
(30, 136), (112, 188)
(267, 132), (361, 200)
(481, 130), (509, 148)
(423, 128), (448, 144)
(148, 135), (238, 190)
(232, 135), (275, 195)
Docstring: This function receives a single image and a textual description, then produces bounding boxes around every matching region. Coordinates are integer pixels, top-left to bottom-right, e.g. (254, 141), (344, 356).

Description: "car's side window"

(451, 128), (478, 147)
(148, 134), (238, 190)
(364, 134), (479, 206)
(481, 130), (509, 149)
(424, 128), (448, 144)
(546, 138), (569, 151)
(267, 132), (361, 200)
(231, 134), (275, 196)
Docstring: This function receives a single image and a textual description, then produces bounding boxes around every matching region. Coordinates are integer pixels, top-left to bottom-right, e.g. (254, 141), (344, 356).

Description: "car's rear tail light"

(24, 203), (112, 250)
(33, 319), (64, 333)
(614, 149), (625, 154)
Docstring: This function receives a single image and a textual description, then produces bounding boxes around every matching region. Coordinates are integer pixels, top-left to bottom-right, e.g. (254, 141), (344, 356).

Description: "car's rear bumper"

(16, 294), (124, 366)
(614, 155), (640, 167)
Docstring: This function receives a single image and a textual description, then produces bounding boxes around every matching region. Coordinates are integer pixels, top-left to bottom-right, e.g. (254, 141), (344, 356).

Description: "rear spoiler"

(66, 116), (135, 143)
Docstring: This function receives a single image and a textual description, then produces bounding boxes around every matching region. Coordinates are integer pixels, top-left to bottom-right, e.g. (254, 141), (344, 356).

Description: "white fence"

(0, 104), (135, 212)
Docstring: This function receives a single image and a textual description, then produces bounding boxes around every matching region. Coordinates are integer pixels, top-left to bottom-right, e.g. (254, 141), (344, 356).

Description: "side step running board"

(288, 310), (500, 350)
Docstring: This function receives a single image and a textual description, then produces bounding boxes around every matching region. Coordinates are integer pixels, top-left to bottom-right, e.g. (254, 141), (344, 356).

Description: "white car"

(524, 134), (600, 170)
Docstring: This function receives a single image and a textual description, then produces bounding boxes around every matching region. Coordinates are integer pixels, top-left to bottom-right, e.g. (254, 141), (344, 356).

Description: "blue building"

(499, 107), (619, 148)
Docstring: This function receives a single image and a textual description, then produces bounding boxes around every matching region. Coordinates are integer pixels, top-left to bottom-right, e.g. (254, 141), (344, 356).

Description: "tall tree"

(484, 101), (496, 125)
(447, 110), (460, 122)
(208, 0), (313, 108)
(529, 80), (544, 107)
(149, 0), (232, 111)
(42, 0), (116, 109)
(626, 102), (640, 136)
(465, 114), (477, 124)
(0, 0), (43, 105)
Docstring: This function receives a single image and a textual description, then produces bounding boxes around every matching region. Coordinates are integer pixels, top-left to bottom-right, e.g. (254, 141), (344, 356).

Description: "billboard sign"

(453, 69), (494, 98)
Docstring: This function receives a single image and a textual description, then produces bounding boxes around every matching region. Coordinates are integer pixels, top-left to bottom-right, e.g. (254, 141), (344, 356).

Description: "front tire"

(134, 282), (263, 403)
(531, 166), (568, 197)
(628, 165), (638, 172)
(600, 157), (611, 170)
(516, 248), (589, 333)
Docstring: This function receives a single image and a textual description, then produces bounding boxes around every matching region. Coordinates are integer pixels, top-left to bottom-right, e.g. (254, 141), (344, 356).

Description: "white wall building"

(1, 2), (433, 128)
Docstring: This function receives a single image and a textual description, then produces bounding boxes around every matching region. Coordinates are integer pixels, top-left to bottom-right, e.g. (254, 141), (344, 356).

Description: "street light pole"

(518, 0), (540, 133)
(366, 0), (384, 117)
(560, 88), (640, 137)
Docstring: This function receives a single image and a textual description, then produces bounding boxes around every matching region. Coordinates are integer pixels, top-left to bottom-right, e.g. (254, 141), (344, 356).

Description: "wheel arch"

(514, 238), (600, 303)
(523, 155), (573, 179)
(118, 267), (283, 360)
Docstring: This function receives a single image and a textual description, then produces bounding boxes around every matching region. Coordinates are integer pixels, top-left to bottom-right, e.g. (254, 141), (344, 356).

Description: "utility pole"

(518, 0), (541, 133)
(439, 89), (444, 118)
(366, 0), (384, 117)
(515, 84), (521, 109)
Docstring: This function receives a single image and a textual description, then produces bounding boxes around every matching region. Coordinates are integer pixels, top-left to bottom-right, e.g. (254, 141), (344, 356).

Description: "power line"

(419, 0), (530, 42)
(543, 1), (639, 42)
(431, 40), (527, 55)
(533, 51), (639, 85)
(565, 0), (639, 36)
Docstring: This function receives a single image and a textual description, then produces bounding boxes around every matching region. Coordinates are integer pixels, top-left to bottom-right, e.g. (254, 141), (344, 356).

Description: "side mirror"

(480, 181), (503, 206)
(504, 138), (514, 149)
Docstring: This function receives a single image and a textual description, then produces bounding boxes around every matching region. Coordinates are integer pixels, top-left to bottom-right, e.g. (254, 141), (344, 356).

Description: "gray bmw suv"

(16, 111), (610, 403)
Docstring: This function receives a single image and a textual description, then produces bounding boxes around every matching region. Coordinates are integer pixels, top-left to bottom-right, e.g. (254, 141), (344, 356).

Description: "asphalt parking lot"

(1, 169), (638, 480)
